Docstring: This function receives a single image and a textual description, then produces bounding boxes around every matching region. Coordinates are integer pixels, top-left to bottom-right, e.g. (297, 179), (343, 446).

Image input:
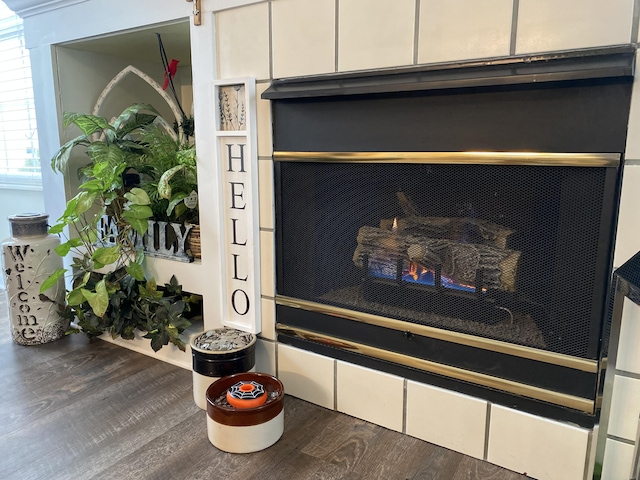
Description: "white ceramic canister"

(206, 372), (285, 453)
(191, 328), (256, 410)
(1, 214), (67, 345)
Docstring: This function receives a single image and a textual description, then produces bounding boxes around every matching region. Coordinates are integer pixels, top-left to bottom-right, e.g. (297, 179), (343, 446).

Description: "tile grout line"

(334, 0), (340, 72)
(615, 368), (640, 380)
(582, 428), (595, 480)
(607, 433), (637, 446)
(274, 340), (279, 378)
(402, 378), (408, 434)
(268, 1), (273, 80)
(334, 359), (338, 410)
(483, 402), (492, 461)
(509, 0), (519, 56)
(632, 0), (640, 44)
(413, 0), (421, 65)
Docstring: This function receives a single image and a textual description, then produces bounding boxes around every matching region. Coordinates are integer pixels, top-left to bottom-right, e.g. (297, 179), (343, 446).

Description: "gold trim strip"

(277, 323), (595, 413)
(274, 151), (621, 167)
(276, 296), (597, 373)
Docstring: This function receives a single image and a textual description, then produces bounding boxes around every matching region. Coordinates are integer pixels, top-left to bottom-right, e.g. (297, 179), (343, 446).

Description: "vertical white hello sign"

(215, 79), (261, 333)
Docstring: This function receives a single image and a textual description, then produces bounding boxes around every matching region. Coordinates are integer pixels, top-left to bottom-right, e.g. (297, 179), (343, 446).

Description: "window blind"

(0, 2), (41, 188)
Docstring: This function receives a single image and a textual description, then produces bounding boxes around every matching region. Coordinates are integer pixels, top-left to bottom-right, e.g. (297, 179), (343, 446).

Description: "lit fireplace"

(263, 46), (635, 426)
(356, 198), (517, 320)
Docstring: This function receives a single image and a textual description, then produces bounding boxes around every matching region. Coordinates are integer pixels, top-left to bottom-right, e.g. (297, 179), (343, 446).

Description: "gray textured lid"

(8, 213), (49, 237)
(191, 328), (256, 353)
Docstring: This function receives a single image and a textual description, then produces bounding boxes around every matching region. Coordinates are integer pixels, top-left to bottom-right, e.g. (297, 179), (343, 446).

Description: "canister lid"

(8, 213), (49, 237)
(191, 327), (256, 354)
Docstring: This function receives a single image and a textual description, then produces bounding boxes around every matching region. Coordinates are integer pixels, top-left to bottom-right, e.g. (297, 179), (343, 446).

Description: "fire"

(392, 217), (398, 231)
(398, 261), (487, 293)
(407, 262), (421, 281)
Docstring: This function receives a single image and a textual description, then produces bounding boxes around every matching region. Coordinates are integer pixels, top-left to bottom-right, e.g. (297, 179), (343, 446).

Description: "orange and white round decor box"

(206, 372), (285, 453)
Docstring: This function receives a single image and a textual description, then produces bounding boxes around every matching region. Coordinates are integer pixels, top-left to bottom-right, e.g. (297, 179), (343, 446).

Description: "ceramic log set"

(206, 372), (285, 453)
(190, 328), (256, 410)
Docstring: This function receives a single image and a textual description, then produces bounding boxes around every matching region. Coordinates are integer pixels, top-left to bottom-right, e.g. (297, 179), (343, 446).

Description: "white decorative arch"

(93, 65), (182, 140)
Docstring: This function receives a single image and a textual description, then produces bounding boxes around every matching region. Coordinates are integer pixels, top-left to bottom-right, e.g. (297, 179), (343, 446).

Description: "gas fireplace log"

(380, 216), (513, 249)
(353, 225), (521, 291)
(391, 192), (514, 249)
(397, 191), (420, 217)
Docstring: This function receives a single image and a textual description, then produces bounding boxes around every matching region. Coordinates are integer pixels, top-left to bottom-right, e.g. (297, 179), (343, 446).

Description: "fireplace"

(263, 46), (635, 426)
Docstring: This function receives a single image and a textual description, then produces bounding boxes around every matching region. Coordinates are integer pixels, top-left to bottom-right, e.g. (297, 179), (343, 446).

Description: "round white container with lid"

(191, 328), (256, 410)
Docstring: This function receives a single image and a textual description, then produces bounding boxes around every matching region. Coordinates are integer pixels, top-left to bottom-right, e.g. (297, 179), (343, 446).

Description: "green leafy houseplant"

(41, 103), (199, 351)
(137, 125), (198, 225)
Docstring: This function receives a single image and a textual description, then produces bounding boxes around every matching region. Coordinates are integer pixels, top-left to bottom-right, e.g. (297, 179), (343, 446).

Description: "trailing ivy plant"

(40, 103), (198, 351)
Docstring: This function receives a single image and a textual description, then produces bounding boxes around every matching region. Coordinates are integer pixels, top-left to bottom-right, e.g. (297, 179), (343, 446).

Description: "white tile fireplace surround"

(261, 47), (631, 480)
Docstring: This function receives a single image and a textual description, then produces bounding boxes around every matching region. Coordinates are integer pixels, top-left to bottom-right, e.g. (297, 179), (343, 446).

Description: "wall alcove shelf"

(51, 20), (202, 368)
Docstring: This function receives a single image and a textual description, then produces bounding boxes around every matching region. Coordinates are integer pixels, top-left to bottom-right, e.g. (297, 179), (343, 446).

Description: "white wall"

(0, 186), (44, 241)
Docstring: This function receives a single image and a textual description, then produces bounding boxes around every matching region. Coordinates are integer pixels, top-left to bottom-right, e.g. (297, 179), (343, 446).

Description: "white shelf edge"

(97, 320), (203, 370)
(145, 256), (204, 294)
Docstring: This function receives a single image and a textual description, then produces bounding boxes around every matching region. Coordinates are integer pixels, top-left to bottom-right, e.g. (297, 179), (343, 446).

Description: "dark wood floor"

(0, 296), (529, 480)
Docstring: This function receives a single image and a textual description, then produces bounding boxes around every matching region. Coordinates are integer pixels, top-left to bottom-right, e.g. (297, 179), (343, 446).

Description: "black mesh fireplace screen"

(277, 155), (619, 361)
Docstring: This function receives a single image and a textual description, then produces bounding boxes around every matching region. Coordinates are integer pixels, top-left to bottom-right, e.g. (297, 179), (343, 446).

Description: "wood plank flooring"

(0, 294), (529, 480)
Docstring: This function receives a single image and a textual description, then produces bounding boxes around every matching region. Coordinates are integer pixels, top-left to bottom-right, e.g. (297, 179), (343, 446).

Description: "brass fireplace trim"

(274, 151), (620, 167)
(276, 295), (598, 373)
(277, 323), (595, 414)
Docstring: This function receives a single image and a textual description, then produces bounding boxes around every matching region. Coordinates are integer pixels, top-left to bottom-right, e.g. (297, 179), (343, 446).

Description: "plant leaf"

(75, 191), (98, 215)
(92, 246), (120, 265)
(55, 242), (71, 257)
(174, 338), (187, 352)
(91, 158), (111, 178)
(39, 268), (66, 293)
(79, 179), (104, 192)
(63, 112), (111, 135)
(89, 143), (126, 165)
(82, 280), (108, 317)
(48, 223), (65, 234)
(166, 192), (187, 217)
(158, 165), (184, 200)
(125, 217), (149, 235)
(149, 332), (167, 352)
(124, 187), (150, 206)
(145, 277), (158, 294)
(112, 104), (160, 130)
(173, 202), (188, 219)
(59, 197), (79, 222)
(50, 133), (90, 173)
(123, 204), (153, 220)
(126, 262), (145, 281)
(56, 236), (84, 257)
(68, 237), (84, 248)
(67, 287), (85, 306)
